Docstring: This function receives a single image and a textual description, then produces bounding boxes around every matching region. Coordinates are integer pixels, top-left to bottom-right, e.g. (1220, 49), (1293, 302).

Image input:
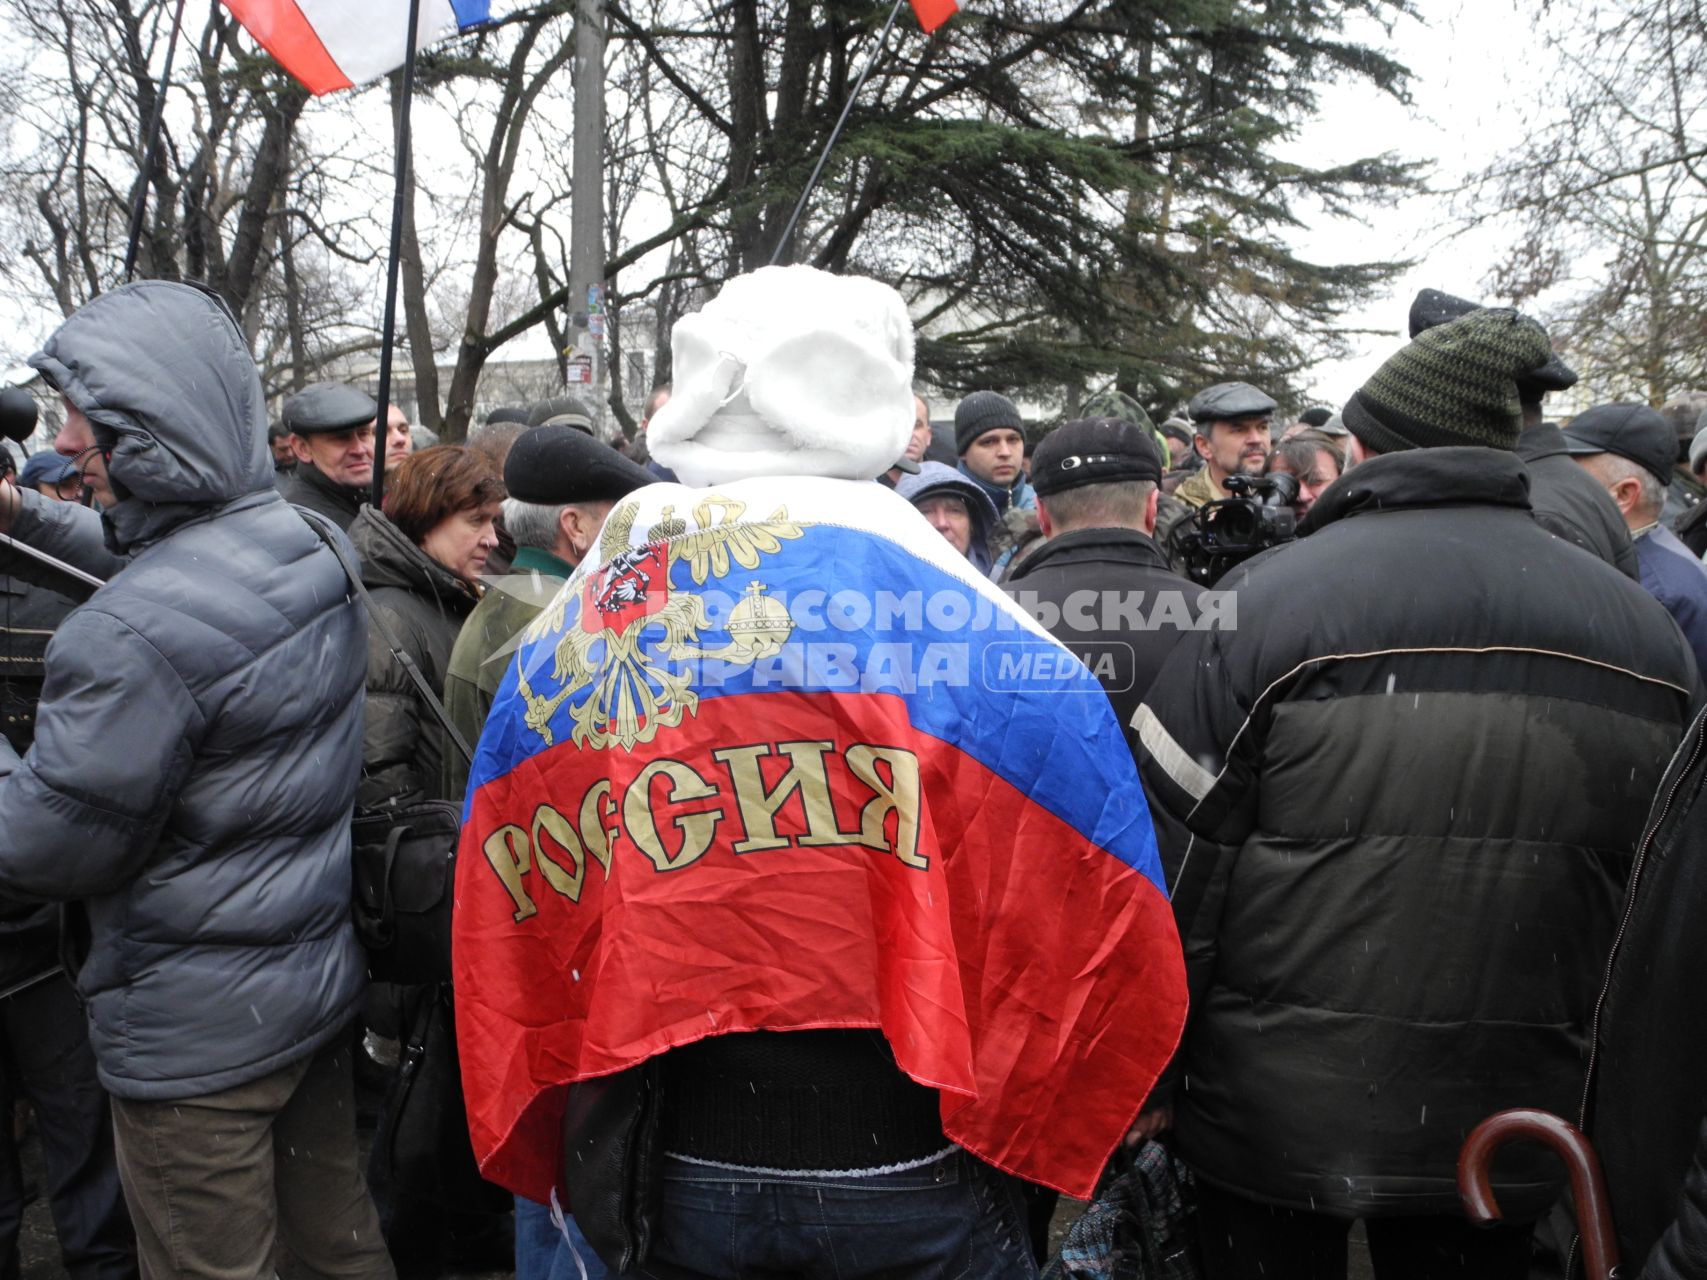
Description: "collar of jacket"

(1300, 447), (1532, 536)
(1514, 423), (1570, 463)
(957, 461), (1033, 514)
(348, 505), (480, 614)
(1173, 465), (1225, 509)
(1004, 526), (1171, 579)
(509, 546), (574, 580)
(296, 460), (365, 513)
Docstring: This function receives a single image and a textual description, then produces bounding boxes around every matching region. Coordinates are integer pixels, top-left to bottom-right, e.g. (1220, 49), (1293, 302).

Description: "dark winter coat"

(1134, 447), (1698, 1219)
(279, 460), (365, 532)
(0, 541), (91, 990)
(1515, 424), (1640, 579)
(1589, 705), (1707, 1279)
(1635, 524), (1707, 679)
(1673, 494), (1707, 558)
(0, 281), (368, 1100)
(349, 505), (480, 812)
(1004, 526), (1213, 735)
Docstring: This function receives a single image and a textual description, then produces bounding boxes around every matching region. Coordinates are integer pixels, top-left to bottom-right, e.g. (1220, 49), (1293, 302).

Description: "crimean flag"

(909, 0), (957, 33)
(452, 476), (1188, 1204)
(219, 0), (492, 95)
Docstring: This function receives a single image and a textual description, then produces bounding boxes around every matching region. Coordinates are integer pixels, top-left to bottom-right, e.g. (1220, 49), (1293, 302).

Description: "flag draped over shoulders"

(452, 475), (1187, 1204)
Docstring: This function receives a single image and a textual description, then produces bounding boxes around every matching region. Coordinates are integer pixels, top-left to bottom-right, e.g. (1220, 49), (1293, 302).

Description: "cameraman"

(1262, 434), (1343, 520)
(1173, 382), (1276, 511)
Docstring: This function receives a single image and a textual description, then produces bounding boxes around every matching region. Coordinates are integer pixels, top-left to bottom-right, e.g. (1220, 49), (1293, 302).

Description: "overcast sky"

(1284, 0), (1552, 407)
(4, 0), (1560, 409)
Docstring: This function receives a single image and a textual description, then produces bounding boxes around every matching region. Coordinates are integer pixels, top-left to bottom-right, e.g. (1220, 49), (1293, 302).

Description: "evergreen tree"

(605, 0), (1420, 416)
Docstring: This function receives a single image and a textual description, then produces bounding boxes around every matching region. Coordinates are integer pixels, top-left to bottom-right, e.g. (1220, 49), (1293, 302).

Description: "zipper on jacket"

(1578, 714), (1707, 1130)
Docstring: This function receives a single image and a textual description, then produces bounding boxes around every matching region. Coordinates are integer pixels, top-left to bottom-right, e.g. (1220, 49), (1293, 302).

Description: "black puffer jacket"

(1515, 424), (1639, 579)
(1135, 448), (1698, 1218)
(1588, 706), (1707, 1279)
(349, 505), (479, 812)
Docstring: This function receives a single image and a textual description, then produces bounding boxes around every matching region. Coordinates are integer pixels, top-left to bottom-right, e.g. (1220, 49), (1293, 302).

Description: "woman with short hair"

(350, 444), (503, 812)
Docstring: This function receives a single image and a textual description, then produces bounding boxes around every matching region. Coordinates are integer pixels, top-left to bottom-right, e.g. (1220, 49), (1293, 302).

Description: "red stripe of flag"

(219, 0), (352, 95)
(454, 688), (1185, 1203)
(908, 0), (958, 32)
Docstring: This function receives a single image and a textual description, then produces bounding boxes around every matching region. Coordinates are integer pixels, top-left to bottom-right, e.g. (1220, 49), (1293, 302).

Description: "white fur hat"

(648, 265), (915, 486)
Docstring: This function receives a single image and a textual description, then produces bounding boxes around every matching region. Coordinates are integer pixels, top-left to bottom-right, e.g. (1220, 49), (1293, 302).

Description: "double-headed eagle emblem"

(516, 495), (804, 752)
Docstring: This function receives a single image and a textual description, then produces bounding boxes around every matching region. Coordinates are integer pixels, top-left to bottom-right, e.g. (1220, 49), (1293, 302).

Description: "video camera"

(1169, 471), (1299, 586)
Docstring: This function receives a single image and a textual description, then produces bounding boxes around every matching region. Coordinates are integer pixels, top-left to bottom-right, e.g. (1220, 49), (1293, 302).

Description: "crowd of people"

(0, 267), (1705, 1280)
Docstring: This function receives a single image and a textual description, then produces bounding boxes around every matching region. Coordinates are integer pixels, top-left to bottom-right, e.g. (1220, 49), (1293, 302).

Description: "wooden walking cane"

(1459, 1108), (1621, 1280)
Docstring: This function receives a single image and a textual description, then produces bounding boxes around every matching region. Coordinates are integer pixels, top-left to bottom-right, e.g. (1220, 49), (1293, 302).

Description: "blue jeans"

(636, 1149), (1039, 1279)
(516, 1194), (608, 1280)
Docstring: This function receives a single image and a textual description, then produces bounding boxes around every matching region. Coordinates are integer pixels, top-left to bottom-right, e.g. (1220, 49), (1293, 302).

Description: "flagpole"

(769, 0), (907, 266)
(371, 0), (425, 509)
(122, 0), (190, 282)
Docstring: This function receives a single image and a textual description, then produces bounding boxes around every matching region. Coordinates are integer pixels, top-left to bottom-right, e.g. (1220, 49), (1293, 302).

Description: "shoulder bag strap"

(299, 509), (475, 766)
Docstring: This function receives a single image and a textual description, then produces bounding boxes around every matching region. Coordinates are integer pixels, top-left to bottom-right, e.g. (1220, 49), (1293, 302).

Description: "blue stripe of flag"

(450, 0), (491, 28)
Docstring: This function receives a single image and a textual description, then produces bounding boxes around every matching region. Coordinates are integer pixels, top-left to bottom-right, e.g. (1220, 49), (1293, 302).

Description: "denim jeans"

(636, 1149), (1039, 1279)
(515, 1195), (608, 1280)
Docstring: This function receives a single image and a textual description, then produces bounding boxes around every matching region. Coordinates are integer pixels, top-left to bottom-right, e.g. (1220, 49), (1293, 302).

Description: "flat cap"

(282, 382), (377, 436)
(1031, 418), (1162, 497)
(485, 405), (532, 427)
(528, 396), (595, 435)
(1408, 288), (1578, 398)
(1187, 381), (1276, 426)
(503, 424), (653, 505)
(1560, 402), (1676, 486)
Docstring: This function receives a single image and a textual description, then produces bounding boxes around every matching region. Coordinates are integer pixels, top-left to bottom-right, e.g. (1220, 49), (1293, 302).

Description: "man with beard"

(1173, 381), (1275, 510)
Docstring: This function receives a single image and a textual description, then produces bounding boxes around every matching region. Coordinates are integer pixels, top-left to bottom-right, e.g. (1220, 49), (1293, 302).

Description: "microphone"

(0, 388), (38, 445)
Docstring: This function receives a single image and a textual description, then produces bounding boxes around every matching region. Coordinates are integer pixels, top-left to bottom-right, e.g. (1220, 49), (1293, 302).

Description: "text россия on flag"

(219, 0), (492, 95)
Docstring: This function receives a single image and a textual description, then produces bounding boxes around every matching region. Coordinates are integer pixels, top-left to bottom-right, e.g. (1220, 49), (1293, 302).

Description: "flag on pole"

(219, 0), (491, 95)
(908, 0), (957, 33)
(451, 476), (1188, 1205)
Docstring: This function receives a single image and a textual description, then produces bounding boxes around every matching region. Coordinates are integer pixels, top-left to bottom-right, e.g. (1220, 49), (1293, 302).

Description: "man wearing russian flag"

(452, 266), (1187, 1278)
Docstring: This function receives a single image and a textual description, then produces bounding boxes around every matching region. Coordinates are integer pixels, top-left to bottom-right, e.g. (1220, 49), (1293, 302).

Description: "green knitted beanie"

(1343, 308), (1554, 454)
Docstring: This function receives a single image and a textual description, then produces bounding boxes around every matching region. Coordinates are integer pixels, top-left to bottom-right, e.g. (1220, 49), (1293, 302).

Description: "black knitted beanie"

(954, 390), (1023, 455)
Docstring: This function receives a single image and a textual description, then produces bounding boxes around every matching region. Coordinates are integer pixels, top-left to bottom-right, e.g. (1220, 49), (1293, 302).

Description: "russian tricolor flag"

(451, 476), (1187, 1204)
(220, 0), (491, 95)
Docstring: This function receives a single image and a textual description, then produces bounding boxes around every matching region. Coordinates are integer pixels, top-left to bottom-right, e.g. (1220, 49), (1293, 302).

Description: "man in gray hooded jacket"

(0, 281), (392, 1280)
